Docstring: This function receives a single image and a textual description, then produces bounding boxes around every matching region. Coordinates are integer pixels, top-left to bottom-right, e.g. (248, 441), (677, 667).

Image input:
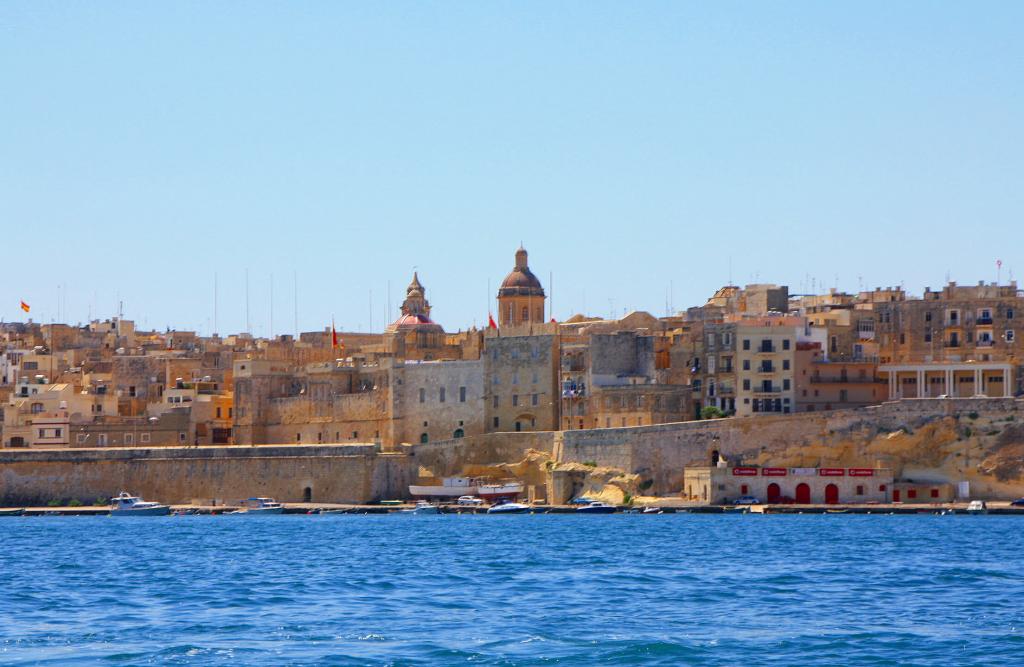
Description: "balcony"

(757, 366), (776, 374)
(753, 388), (783, 395)
(757, 346), (777, 354)
(977, 340), (994, 348)
(977, 316), (993, 325)
(810, 376), (883, 384)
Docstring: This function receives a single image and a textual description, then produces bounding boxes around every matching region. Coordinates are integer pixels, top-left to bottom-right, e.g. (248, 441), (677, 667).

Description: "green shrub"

(988, 429), (1000, 436)
(46, 499), (61, 507)
(963, 427), (973, 437)
(622, 493), (634, 506)
(68, 498), (83, 507)
(700, 406), (726, 420)
(94, 497), (108, 506)
(582, 461), (597, 468)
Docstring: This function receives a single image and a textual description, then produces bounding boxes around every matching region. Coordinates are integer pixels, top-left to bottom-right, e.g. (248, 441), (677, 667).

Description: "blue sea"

(2, 514), (1022, 666)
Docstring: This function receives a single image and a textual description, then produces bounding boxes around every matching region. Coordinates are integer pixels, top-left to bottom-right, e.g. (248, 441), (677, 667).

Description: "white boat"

(486, 501), (530, 514)
(400, 501), (440, 515)
(409, 477), (478, 498)
(966, 500), (988, 515)
(477, 481), (524, 502)
(230, 497), (285, 515)
(642, 506), (663, 514)
(110, 491), (170, 516)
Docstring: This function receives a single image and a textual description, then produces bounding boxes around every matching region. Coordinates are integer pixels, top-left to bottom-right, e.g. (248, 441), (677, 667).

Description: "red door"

(825, 483), (839, 505)
(795, 483), (811, 504)
(767, 483), (781, 503)
(893, 489), (900, 502)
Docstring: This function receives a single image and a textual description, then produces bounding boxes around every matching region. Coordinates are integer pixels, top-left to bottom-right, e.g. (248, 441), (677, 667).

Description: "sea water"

(1, 513), (1022, 666)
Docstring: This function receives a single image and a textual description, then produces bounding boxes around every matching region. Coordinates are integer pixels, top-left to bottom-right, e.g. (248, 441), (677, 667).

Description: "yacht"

(400, 501), (440, 515)
(576, 501), (617, 514)
(966, 500), (988, 515)
(110, 492), (170, 516)
(486, 501), (531, 514)
(229, 497), (285, 515)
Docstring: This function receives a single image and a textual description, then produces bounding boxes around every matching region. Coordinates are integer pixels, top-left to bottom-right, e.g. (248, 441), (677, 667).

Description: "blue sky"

(1, 2), (1021, 335)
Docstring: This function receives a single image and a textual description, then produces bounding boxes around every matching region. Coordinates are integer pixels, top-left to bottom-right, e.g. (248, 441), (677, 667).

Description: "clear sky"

(2, 2), (1022, 335)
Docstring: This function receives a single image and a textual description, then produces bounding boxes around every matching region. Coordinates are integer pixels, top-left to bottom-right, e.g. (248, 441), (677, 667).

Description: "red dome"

(390, 313), (444, 333)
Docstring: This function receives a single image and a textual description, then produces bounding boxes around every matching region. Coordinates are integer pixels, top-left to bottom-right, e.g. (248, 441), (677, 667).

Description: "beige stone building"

(683, 465), (894, 504)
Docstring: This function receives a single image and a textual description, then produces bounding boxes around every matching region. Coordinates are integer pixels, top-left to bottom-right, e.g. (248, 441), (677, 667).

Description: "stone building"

(794, 342), (887, 412)
(483, 328), (559, 433)
(683, 465), (894, 504)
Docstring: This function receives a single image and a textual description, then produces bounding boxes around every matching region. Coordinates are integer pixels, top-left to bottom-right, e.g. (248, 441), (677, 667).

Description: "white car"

(457, 496), (484, 506)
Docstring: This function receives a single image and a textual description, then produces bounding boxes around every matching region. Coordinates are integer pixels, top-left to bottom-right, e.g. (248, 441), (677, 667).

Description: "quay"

(4, 501), (1024, 516)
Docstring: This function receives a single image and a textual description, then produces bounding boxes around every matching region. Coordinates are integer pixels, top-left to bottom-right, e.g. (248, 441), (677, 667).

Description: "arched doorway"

(419, 433), (429, 444)
(795, 483), (811, 504)
(766, 483), (781, 503)
(825, 484), (839, 504)
(452, 428), (464, 439)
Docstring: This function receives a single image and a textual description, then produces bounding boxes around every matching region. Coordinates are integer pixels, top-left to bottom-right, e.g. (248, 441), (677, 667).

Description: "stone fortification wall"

(556, 399), (1024, 496)
(411, 431), (557, 477)
(0, 444), (414, 506)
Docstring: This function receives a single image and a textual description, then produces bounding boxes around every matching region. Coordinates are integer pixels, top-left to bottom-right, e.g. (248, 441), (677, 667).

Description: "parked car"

(1010, 498), (1024, 507)
(457, 496), (484, 506)
(733, 496), (760, 505)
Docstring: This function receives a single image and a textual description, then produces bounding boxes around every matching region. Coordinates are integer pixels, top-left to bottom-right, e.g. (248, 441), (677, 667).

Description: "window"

(879, 484), (886, 492)
(30, 402), (43, 414)
(439, 387), (446, 403)
(532, 393), (538, 406)
(930, 488), (939, 498)
(924, 332), (932, 342)
(129, 385), (136, 397)
(1008, 308), (1015, 320)
(512, 394), (519, 407)
(216, 407), (222, 419)
(493, 417), (499, 428)
(459, 386), (467, 402)
(782, 359), (790, 371)
(742, 360), (750, 371)
(856, 485), (864, 495)
(492, 395), (499, 408)
(908, 489), (917, 499)
(1007, 330), (1016, 343)
(783, 379), (790, 391)
(722, 333), (732, 346)
(76, 434), (88, 444)
(925, 312), (932, 322)
(531, 372), (538, 384)
(522, 306), (529, 321)
(229, 408), (233, 418)
(124, 433), (133, 445)
(742, 339), (750, 350)
(512, 373), (519, 385)
(782, 339), (790, 350)
(511, 348), (519, 360)
(707, 355), (716, 374)
(98, 433), (108, 446)
(742, 379), (750, 390)
(419, 388), (425, 403)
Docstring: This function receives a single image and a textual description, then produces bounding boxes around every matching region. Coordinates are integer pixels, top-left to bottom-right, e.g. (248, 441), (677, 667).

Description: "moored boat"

(486, 501), (530, 514)
(400, 501), (440, 515)
(409, 477), (478, 498)
(477, 481), (524, 502)
(110, 491), (170, 516)
(966, 500), (988, 515)
(0, 508), (25, 517)
(576, 501), (617, 514)
(229, 497), (285, 515)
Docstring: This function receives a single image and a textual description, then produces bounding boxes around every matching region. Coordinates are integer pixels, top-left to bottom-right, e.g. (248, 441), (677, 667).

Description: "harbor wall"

(555, 398), (1024, 495)
(0, 444), (415, 505)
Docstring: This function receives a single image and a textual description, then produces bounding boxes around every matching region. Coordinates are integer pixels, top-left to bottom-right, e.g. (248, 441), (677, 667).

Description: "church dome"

(498, 247), (545, 297)
(387, 272), (445, 334)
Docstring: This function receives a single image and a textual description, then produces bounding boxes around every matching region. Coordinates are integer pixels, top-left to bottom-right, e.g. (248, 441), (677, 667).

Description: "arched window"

(419, 433), (429, 444)
(453, 428), (464, 439)
(522, 306), (529, 321)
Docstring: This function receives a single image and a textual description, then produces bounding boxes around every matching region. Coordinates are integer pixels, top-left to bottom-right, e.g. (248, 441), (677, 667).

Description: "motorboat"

(576, 501), (617, 514)
(642, 506), (663, 514)
(966, 500), (988, 515)
(486, 501), (531, 514)
(399, 501), (440, 515)
(0, 508), (24, 517)
(229, 497), (285, 515)
(110, 491), (170, 516)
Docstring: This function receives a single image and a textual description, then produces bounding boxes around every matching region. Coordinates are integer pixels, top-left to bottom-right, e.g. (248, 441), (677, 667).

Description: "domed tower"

(387, 272), (445, 337)
(497, 246), (545, 327)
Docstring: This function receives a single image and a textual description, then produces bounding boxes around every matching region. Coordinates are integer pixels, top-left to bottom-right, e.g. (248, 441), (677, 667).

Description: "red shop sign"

(761, 468), (788, 476)
(732, 467), (759, 476)
(848, 468), (875, 477)
(818, 468), (846, 476)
